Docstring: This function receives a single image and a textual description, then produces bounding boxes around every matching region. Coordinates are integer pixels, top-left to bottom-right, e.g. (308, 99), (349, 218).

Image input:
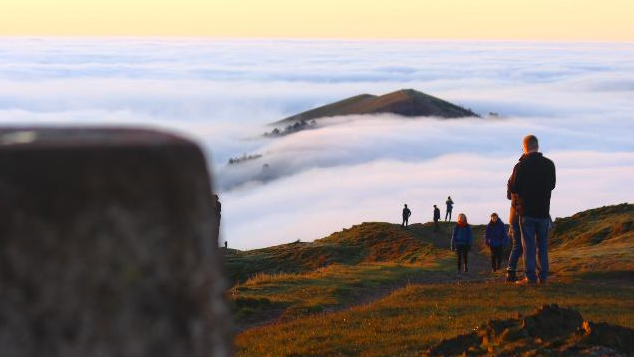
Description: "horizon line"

(1, 35), (633, 44)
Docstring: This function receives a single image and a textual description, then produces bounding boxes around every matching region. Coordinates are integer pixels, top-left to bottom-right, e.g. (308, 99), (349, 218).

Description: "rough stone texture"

(0, 128), (230, 357)
(425, 304), (634, 356)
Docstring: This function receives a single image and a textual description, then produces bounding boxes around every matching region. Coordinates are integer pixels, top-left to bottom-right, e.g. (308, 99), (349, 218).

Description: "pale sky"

(1, 0), (634, 40)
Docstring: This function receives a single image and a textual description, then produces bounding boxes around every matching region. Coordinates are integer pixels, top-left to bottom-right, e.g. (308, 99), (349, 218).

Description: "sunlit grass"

(230, 260), (454, 321)
(235, 280), (634, 357)
(230, 204), (634, 356)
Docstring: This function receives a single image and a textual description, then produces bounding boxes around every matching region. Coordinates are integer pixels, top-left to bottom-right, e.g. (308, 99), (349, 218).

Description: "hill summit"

(274, 89), (478, 127)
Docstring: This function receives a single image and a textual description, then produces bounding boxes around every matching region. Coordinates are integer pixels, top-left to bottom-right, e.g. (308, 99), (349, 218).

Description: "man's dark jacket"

(433, 207), (441, 221)
(508, 152), (556, 218)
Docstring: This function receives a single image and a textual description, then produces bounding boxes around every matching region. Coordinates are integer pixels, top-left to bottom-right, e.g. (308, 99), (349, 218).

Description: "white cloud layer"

(1, 38), (633, 248)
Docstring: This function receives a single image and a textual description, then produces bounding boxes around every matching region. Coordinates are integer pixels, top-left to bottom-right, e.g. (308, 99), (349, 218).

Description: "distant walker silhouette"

(445, 196), (454, 221)
(402, 204), (412, 227)
(433, 205), (441, 232)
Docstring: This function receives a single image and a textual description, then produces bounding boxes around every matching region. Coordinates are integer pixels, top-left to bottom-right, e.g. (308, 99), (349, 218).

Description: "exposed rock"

(0, 128), (230, 357)
(425, 304), (634, 356)
(520, 304), (584, 340)
(581, 320), (634, 355)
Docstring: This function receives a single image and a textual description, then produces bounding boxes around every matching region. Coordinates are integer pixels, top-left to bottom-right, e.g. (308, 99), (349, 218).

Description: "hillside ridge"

(274, 88), (479, 126)
(229, 203), (634, 345)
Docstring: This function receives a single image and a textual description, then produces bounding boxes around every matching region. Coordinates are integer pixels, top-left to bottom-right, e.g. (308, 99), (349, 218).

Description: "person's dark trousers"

(434, 219), (439, 232)
(445, 210), (452, 221)
(402, 217), (408, 227)
(456, 245), (469, 271)
(490, 246), (503, 271)
(507, 220), (523, 273)
(520, 216), (550, 282)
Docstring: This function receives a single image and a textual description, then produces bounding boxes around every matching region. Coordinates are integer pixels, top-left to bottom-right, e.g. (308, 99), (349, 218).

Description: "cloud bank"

(1, 38), (633, 248)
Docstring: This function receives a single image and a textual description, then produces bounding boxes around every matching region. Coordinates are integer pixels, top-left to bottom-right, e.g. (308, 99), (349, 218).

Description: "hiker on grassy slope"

(433, 205), (441, 232)
(506, 164), (524, 282)
(445, 196), (454, 221)
(508, 135), (556, 285)
(451, 213), (473, 273)
(402, 204), (412, 227)
(485, 213), (508, 273)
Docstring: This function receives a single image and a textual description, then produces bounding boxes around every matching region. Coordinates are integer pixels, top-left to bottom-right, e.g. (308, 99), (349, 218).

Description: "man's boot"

(505, 270), (518, 282)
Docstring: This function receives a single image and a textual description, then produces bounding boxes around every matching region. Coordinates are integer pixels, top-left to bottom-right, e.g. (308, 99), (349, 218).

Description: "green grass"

(550, 203), (634, 248)
(549, 203), (634, 275)
(231, 263), (444, 323)
(225, 222), (454, 284)
(235, 280), (634, 357)
(227, 222), (464, 325)
(229, 203), (634, 356)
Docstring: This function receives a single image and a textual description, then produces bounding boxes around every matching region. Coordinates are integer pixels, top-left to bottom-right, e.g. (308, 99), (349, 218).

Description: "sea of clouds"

(1, 38), (633, 249)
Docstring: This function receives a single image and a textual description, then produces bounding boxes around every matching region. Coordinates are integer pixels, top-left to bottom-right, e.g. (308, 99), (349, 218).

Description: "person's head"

(522, 135), (539, 154)
(457, 213), (468, 225)
(448, 196), (451, 199)
(490, 212), (499, 223)
(404, 204), (408, 208)
(433, 204), (437, 208)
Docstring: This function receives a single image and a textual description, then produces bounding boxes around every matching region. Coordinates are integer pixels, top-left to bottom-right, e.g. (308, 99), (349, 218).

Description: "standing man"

(445, 196), (454, 221)
(509, 135), (556, 285)
(402, 204), (412, 227)
(506, 156), (525, 282)
(433, 204), (441, 232)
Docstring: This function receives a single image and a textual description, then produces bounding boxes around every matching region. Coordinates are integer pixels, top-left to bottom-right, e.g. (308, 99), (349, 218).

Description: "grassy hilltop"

(226, 204), (634, 356)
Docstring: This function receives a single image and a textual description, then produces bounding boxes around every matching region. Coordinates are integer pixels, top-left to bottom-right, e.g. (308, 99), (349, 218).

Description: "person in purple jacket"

(485, 213), (508, 272)
(451, 213), (473, 273)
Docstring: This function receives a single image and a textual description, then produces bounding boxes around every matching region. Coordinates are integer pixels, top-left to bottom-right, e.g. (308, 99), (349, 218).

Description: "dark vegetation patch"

(426, 304), (634, 357)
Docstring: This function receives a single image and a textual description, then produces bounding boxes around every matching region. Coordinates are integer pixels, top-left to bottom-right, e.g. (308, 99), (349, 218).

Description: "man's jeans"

(520, 216), (550, 282)
(507, 221), (523, 272)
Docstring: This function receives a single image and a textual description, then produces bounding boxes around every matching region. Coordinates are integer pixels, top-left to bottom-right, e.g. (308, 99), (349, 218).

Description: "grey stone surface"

(0, 128), (231, 357)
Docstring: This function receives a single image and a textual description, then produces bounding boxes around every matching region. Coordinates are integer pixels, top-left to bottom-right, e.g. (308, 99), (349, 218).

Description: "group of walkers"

(450, 135), (556, 285)
(402, 135), (556, 285)
(450, 211), (509, 273)
(402, 195), (454, 230)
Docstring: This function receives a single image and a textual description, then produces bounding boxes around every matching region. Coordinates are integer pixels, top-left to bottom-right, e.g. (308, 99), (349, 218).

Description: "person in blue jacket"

(451, 213), (473, 273)
(485, 212), (508, 272)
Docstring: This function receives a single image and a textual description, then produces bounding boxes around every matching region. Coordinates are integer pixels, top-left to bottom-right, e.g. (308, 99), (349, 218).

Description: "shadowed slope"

(551, 203), (634, 248)
(549, 203), (634, 276)
(275, 94), (377, 124)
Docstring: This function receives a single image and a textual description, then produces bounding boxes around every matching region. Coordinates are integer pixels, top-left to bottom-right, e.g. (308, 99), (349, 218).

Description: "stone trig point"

(0, 128), (230, 356)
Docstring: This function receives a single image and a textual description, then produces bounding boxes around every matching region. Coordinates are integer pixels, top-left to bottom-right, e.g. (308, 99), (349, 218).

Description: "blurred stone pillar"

(0, 128), (231, 357)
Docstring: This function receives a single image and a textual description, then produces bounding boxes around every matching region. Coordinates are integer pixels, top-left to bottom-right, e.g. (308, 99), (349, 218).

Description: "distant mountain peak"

(270, 89), (478, 132)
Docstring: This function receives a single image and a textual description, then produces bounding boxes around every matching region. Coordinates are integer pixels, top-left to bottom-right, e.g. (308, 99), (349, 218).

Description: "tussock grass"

(231, 262), (453, 323)
(549, 203), (634, 275)
(236, 281), (634, 357)
(226, 222), (453, 284)
(228, 222), (458, 324)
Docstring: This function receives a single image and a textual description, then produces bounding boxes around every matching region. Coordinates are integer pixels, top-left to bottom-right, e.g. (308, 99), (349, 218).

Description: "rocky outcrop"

(0, 128), (230, 357)
(426, 304), (634, 356)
